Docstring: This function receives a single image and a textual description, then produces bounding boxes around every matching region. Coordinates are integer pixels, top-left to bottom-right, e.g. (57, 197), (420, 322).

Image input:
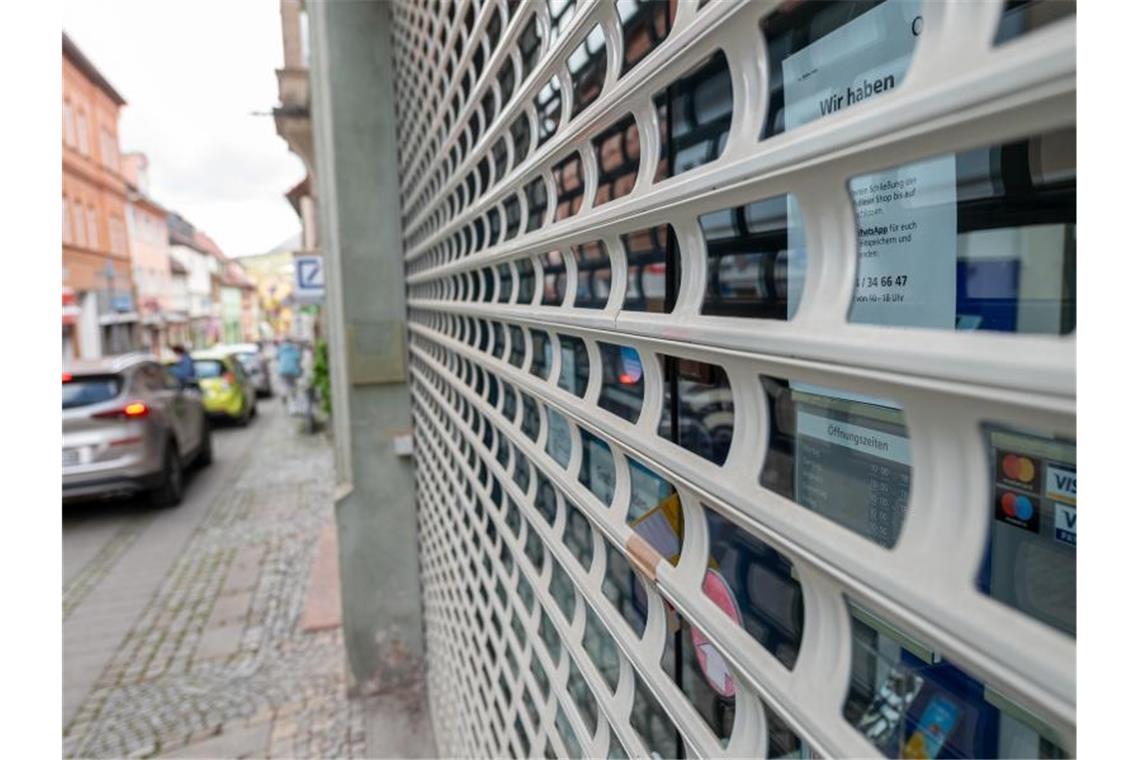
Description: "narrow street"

(63, 398), (364, 758)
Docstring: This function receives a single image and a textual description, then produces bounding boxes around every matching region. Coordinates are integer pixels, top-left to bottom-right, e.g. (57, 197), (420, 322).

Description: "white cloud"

(63, 0), (305, 256)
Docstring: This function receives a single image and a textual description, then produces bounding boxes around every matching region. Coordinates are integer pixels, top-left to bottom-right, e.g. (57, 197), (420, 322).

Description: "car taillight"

(93, 401), (150, 420)
(223, 372), (236, 386)
(63, 372), (73, 383)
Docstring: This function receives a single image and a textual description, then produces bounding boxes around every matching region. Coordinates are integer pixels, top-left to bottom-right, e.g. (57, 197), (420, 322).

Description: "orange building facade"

(62, 33), (137, 359)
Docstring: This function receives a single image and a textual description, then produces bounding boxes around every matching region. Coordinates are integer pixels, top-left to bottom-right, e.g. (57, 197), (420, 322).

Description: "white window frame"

(85, 206), (99, 250)
(73, 200), (87, 248)
(62, 196), (72, 244)
(76, 110), (90, 155)
(63, 100), (76, 147)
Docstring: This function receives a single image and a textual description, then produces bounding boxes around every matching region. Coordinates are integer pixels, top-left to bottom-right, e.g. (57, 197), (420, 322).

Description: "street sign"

(294, 254), (325, 303)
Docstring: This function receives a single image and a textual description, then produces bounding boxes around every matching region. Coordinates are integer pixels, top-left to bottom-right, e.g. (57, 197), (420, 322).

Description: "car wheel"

(237, 400), (252, 427)
(195, 417), (213, 468)
(152, 440), (184, 508)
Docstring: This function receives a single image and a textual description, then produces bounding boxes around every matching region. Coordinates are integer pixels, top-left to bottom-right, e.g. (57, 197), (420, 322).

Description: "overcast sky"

(63, 0), (304, 257)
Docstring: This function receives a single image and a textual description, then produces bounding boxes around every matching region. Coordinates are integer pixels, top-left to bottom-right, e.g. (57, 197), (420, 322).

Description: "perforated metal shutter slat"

(390, 1), (1076, 757)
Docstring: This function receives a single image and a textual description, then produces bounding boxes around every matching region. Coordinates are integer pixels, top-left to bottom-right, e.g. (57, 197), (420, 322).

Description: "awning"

(98, 311), (140, 326)
(63, 288), (81, 326)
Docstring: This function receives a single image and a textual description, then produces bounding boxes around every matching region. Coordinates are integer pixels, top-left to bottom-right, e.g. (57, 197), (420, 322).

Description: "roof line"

(62, 32), (127, 106)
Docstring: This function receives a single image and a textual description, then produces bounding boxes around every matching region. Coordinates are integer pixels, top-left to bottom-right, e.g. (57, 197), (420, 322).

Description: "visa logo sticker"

(1046, 465), (1076, 504)
(1054, 503), (1076, 546)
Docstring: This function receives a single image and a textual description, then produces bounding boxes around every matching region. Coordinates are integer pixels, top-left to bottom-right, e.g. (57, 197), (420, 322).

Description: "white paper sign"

(783, 0), (958, 329)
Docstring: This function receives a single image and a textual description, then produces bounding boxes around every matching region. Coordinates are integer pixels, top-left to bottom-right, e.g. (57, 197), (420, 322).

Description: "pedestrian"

(170, 345), (196, 385)
(277, 339), (302, 406)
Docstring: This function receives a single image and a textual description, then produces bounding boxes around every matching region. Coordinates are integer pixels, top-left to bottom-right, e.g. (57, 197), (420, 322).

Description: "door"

(144, 362), (195, 455)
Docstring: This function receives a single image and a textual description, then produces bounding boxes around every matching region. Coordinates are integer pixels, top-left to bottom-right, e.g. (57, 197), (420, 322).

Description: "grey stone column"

(308, 0), (424, 697)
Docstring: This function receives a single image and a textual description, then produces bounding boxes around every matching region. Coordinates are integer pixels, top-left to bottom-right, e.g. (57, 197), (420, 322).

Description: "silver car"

(63, 353), (212, 507)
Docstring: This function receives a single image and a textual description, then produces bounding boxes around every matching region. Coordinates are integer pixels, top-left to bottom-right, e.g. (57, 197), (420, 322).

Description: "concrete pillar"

(308, 0), (425, 699)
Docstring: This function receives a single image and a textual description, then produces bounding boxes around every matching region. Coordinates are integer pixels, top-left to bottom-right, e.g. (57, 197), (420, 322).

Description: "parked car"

(216, 342), (272, 398)
(63, 353), (212, 507)
(188, 349), (258, 425)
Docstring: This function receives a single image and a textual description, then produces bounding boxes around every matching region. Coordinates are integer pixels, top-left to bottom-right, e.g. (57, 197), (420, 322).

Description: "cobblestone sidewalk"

(63, 407), (366, 759)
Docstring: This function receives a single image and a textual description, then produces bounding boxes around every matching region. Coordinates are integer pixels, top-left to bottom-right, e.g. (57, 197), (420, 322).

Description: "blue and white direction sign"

(294, 254), (325, 303)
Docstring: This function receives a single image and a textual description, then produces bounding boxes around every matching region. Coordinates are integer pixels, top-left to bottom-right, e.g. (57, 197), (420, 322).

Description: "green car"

(187, 350), (258, 425)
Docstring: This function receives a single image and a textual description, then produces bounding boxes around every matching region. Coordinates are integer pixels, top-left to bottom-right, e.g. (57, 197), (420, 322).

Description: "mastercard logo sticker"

(1000, 491), (1034, 522)
(1001, 454), (1036, 483)
(994, 488), (1040, 532)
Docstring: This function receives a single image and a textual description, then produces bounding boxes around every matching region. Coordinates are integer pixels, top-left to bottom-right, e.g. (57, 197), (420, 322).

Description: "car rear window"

(234, 353), (258, 371)
(193, 360), (226, 379)
(63, 374), (122, 409)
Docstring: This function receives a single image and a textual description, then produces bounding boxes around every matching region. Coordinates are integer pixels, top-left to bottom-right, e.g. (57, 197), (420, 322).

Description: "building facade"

(167, 214), (221, 348)
(219, 260), (257, 344)
(62, 33), (138, 359)
(239, 242), (300, 340)
(310, 1), (1076, 758)
(122, 152), (181, 353)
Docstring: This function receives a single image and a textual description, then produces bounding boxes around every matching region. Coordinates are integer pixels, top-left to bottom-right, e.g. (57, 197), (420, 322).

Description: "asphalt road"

(62, 399), (272, 727)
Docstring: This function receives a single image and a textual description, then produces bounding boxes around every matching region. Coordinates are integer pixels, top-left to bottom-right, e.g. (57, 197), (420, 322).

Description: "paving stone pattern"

(63, 409), (366, 759)
(63, 519), (153, 620)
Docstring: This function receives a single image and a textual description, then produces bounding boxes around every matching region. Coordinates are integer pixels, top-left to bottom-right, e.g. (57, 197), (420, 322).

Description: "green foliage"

(313, 338), (332, 416)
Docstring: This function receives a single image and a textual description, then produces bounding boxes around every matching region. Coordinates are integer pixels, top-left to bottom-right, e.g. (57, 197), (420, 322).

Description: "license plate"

(63, 448), (80, 467)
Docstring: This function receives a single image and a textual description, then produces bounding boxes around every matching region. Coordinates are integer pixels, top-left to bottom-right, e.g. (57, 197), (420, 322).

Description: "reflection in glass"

(661, 613), (733, 745)
(705, 508), (803, 669)
(499, 264), (517, 303)
(555, 704), (582, 758)
(574, 240), (611, 309)
(563, 498), (594, 569)
(699, 194), (797, 319)
(622, 224), (677, 313)
(631, 674), (681, 759)
(516, 257), (535, 303)
(593, 113), (639, 206)
(530, 328), (553, 378)
(995, 0), (1075, 44)
(569, 24), (606, 117)
(504, 194), (521, 240)
(535, 76), (562, 148)
(535, 470), (558, 524)
(509, 325), (526, 368)
(511, 116), (532, 171)
(598, 343), (644, 423)
(550, 559), (577, 621)
(654, 50), (732, 180)
(845, 602), (1068, 759)
(583, 607), (621, 692)
(546, 407), (574, 468)
(490, 319), (503, 357)
(554, 152), (585, 221)
(579, 429), (615, 506)
(567, 656), (598, 736)
(602, 540), (648, 636)
(521, 393), (540, 441)
(526, 176), (548, 233)
(658, 357), (733, 466)
(617, 0), (674, 75)
(557, 334), (589, 397)
(501, 381), (517, 422)
(518, 13), (542, 79)
(541, 250), (566, 305)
